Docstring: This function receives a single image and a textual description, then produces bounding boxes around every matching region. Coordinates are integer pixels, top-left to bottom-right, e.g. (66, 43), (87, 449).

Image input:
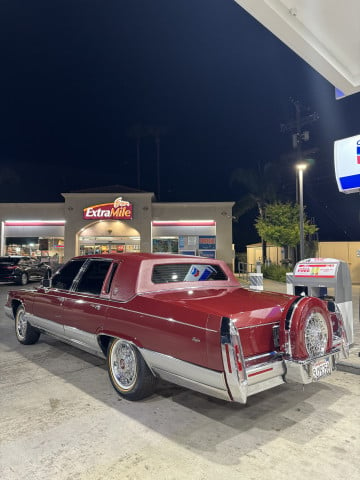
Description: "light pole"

(296, 163), (308, 260)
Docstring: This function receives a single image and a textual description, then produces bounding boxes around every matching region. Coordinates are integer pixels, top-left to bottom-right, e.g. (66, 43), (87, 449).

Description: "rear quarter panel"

(103, 294), (223, 370)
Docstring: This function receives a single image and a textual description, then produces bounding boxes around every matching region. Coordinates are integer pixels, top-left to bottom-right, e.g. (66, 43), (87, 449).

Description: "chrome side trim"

(25, 313), (105, 358)
(237, 321), (278, 330)
(26, 313), (65, 338)
(245, 351), (278, 363)
(63, 326), (105, 357)
(140, 348), (231, 401)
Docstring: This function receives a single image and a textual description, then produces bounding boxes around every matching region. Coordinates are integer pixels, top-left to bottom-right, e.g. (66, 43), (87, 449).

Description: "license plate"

(312, 358), (332, 380)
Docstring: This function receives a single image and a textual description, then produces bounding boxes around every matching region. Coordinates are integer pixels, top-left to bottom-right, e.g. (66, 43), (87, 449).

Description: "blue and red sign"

(334, 134), (360, 193)
(198, 236), (216, 250)
(184, 265), (216, 281)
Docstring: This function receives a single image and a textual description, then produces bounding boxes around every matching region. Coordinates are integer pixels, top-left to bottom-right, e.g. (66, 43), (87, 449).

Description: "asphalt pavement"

(1, 280), (360, 480)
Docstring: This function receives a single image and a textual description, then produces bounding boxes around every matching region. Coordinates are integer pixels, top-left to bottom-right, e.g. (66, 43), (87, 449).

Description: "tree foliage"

(230, 162), (281, 219)
(255, 202), (318, 247)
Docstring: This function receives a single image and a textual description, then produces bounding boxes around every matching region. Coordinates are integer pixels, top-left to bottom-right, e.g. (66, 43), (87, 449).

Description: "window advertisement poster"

(199, 250), (216, 259)
(198, 236), (216, 250)
(188, 236), (197, 246)
(153, 238), (179, 253)
(179, 235), (197, 250)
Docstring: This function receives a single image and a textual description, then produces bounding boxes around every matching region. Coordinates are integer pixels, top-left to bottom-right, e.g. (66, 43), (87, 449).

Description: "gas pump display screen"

(294, 263), (337, 278)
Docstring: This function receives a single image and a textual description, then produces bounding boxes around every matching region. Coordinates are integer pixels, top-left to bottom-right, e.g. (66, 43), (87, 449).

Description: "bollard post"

(249, 272), (263, 291)
(286, 273), (294, 295)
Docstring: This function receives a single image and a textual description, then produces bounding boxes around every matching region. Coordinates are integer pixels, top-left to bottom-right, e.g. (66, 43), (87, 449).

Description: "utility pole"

(281, 99), (319, 259)
(281, 99), (319, 166)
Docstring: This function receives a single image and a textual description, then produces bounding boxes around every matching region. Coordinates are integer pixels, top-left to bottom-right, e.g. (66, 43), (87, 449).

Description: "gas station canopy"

(234, 0), (360, 98)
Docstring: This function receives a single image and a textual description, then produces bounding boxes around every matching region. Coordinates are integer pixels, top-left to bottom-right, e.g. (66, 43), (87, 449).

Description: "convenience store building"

(0, 187), (235, 268)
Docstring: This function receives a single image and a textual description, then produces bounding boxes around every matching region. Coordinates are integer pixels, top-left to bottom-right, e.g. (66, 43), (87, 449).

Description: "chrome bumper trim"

(285, 353), (336, 384)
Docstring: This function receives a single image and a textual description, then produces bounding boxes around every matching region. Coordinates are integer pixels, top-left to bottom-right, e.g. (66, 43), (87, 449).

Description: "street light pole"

(296, 163), (308, 260)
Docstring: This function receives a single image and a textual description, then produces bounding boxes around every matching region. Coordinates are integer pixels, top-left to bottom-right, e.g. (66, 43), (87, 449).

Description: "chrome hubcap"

(111, 341), (137, 391)
(16, 311), (27, 339)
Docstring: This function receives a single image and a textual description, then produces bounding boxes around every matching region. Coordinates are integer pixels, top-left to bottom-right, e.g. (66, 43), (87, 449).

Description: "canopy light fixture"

(4, 220), (66, 226)
(152, 220), (216, 227)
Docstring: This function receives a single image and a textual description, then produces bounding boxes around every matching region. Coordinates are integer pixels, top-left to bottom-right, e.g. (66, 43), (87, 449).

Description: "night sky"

(1, 0), (359, 249)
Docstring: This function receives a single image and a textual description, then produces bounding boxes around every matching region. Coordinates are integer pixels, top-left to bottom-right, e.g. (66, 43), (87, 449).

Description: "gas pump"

(290, 258), (353, 345)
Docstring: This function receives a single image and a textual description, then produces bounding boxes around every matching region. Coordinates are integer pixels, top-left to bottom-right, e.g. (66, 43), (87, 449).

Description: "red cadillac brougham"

(4, 253), (349, 403)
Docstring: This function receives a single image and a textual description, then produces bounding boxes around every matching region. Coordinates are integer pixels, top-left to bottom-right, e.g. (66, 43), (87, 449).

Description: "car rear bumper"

(223, 341), (349, 403)
(284, 343), (349, 384)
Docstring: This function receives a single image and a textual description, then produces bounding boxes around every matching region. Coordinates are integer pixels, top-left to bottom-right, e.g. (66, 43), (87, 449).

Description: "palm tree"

(126, 124), (148, 190)
(230, 161), (282, 261)
(147, 126), (167, 200)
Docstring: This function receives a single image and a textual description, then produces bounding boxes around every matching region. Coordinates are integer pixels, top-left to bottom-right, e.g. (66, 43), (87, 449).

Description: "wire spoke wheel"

(15, 306), (40, 345)
(305, 312), (328, 358)
(15, 308), (27, 341)
(107, 338), (157, 400)
(110, 340), (138, 391)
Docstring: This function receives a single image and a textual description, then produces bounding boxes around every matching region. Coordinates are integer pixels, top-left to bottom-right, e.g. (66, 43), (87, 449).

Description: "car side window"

(75, 260), (112, 295)
(52, 259), (86, 290)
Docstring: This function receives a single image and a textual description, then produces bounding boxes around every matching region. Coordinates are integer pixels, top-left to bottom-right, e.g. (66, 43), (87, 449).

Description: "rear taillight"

(221, 317), (244, 374)
(234, 344), (243, 371)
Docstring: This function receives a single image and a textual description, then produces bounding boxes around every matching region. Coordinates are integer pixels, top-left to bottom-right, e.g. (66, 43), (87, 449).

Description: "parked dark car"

(0, 256), (51, 285)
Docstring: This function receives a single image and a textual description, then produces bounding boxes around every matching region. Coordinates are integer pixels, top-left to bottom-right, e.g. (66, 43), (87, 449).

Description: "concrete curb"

(337, 362), (360, 375)
(336, 347), (360, 375)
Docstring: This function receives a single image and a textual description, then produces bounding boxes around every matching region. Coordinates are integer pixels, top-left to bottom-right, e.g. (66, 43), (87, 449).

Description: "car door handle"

(91, 304), (101, 310)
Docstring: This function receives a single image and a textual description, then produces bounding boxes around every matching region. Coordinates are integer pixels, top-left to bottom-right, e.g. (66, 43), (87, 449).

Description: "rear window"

(151, 263), (227, 284)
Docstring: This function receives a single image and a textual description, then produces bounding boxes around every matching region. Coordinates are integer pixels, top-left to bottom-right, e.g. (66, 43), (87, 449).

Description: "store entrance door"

(78, 221), (141, 256)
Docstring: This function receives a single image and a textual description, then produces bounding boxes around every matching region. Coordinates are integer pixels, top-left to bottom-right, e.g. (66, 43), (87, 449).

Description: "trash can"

(290, 258), (353, 345)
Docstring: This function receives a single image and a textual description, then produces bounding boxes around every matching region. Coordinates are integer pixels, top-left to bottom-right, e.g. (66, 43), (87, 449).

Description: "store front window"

(152, 237), (179, 253)
(79, 235), (140, 255)
(151, 221), (217, 257)
(6, 237), (64, 263)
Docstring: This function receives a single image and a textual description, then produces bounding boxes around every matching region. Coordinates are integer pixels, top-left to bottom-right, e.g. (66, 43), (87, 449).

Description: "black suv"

(0, 256), (51, 285)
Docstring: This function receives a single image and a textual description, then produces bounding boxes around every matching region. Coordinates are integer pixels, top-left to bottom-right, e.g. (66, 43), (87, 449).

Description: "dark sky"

(1, 0), (359, 248)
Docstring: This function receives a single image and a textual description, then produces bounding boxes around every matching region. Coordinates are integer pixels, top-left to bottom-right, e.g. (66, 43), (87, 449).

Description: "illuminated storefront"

(0, 188), (234, 268)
